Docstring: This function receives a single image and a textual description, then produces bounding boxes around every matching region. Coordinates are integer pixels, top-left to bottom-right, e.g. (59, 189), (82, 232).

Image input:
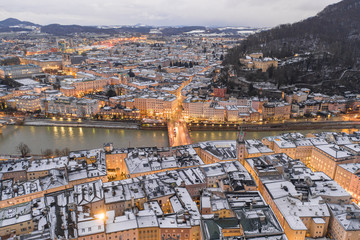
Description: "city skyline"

(0, 0), (341, 27)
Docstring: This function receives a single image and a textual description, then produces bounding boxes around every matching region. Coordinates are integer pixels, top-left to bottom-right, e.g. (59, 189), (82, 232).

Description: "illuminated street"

(168, 120), (192, 147)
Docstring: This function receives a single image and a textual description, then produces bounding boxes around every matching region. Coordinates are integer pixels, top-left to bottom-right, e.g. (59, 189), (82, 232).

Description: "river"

(0, 125), (358, 155)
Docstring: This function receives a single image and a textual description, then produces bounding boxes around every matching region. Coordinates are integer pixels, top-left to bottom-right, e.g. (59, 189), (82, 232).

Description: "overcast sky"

(0, 0), (342, 27)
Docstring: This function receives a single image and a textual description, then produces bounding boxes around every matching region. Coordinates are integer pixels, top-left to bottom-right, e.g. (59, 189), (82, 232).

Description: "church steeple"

(236, 128), (246, 164)
(237, 127), (245, 144)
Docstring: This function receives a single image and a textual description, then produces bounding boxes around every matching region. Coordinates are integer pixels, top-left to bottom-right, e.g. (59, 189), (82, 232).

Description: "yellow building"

(0, 202), (34, 239)
(328, 203), (360, 240)
(334, 163), (360, 203)
(311, 144), (356, 179)
(240, 53), (278, 72)
(136, 210), (160, 240)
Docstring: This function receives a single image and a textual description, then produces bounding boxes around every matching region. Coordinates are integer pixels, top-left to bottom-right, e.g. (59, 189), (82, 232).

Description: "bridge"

(167, 120), (192, 147)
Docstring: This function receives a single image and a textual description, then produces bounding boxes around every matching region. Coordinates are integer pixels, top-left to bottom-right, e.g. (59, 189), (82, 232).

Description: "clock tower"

(236, 128), (246, 165)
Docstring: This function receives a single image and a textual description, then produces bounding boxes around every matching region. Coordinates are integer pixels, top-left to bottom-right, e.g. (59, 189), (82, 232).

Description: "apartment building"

(262, 102), (291, 120)
(41, 96), (100, 117)
(334, 163), (360, 203)
(60, 77), (120, 96)
(328, 203), (360, 240)
(10, 95), (41, 112)
(311, 144), (357, 179)
(0, 64), (42, 79)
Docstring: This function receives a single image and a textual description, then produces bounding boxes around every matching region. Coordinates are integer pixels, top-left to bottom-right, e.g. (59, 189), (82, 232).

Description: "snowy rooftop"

(27, 157), (68, 172)
(338, 163), (360, 176)
(136, 209), (159, 228)
(315, 144), (353, 159)
(274, 196), (330, 231)
(328, 203), (360, 231)
(0, 202), (32, 228)
(106, 211), (138, 233)
(265, 181), (301, 200)
(74, 180), (104, 205)
(226, 191), (266, 209)
(310, 180), (351, 200)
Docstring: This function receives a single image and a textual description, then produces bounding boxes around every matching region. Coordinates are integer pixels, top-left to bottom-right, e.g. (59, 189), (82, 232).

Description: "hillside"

(0, 18), (40, 27)
(0, 18), (39, 32)
(0, 18), (260, 36)
(222, 0), (360, 96)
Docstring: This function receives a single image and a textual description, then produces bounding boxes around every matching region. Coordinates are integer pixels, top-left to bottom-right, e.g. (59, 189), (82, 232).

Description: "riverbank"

(188, 120), (360, 132)
(23, 119), (140, 129)
(17, 118), (360, 132)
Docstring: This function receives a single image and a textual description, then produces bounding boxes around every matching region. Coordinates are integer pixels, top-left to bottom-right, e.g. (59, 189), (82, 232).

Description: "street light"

(97, 213), (105, 220)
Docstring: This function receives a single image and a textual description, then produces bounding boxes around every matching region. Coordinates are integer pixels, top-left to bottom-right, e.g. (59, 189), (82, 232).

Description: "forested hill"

(224, 0), (360, 68)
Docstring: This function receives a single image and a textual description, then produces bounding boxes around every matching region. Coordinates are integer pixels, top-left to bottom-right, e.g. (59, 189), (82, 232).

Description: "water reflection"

(69, 127), (73, 138)
(60, 127), (65, 136)
(0, 125), (358, 155)
(53, 126), (58, 137)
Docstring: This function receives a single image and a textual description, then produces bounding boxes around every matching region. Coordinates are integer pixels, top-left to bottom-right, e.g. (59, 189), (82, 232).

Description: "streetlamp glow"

(97, 213), (105, 220)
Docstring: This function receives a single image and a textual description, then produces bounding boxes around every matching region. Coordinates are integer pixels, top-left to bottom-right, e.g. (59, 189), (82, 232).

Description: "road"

(168, 120), (192, 147)
(166, 66), (212, 147)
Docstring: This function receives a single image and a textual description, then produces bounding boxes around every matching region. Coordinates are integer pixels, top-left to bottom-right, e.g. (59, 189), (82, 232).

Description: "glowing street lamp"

(97, 213), (105, 220)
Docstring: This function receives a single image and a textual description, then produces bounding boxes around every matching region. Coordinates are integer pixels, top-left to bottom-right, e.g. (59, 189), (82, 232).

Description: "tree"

(106, 89), (117, 98)
(128, 69), (135, 78)
(62, 147), (70, 156)
(16, 142), (31, 157)
(248, 83), (255, 96)
(1, 57), (20, 66)
(267, 65), (275, 79)
(54, 149), (62, 156)
(42, 149), (53, 158)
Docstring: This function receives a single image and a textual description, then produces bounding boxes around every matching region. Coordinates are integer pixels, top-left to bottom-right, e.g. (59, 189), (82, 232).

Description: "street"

(167, 120), (192, 147)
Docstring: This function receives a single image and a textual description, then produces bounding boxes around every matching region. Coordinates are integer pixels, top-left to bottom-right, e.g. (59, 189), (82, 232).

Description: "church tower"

(236, 128), (246, 165)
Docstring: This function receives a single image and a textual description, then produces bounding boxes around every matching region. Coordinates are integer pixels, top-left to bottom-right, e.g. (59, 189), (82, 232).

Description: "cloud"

(0, 0), (342, 27)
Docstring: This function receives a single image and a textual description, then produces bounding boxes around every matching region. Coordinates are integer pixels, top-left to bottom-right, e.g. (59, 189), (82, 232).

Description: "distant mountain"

(0, 18), (259, 36)
(222, 0), (360, 95)
(0, 18), (40, 27)
(0, 18), (40, 33)
(40, 24), (258, 36)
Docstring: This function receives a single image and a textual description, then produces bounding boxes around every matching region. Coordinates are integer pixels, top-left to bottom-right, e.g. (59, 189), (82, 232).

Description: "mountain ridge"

(222, 0), (360, 96)
(227, 0), (360, 64)
(0, 18), (259, 36)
